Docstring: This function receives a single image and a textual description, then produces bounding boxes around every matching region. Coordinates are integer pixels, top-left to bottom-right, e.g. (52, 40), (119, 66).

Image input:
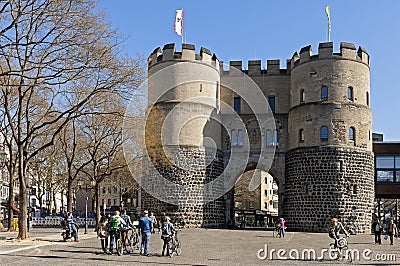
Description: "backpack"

(111, 216), (119, 230)
(161, 222), (171, 238)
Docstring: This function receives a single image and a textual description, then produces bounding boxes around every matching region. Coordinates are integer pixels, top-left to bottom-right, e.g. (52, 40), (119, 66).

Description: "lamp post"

(26, 185), (32, 232)
(85, 193), (88, 234)
(81, 180), (95, 235)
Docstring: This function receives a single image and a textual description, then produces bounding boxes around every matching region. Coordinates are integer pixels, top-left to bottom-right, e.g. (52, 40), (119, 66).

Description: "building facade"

(234, 170), (278, 227)
(142, 42), (374, 233)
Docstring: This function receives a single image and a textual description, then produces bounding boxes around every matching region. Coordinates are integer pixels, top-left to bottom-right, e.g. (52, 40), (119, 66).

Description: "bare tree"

(0, 0), (143, 239)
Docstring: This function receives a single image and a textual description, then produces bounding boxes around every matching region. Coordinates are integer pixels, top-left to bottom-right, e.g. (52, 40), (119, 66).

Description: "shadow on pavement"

(5, 253), (206, 265)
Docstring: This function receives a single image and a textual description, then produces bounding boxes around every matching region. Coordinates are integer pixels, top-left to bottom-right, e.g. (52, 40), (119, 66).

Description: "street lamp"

(26, 185), (32, 232)
(78, 179), (95, 235)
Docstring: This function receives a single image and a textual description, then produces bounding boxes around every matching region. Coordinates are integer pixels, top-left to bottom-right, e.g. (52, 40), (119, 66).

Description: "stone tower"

(285, 42), (374, 233)
(143, 43), (226, 227)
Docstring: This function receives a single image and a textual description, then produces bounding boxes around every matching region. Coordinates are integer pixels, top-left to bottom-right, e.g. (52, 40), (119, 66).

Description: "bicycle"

(168, 229), (182, 257)
(329, 235), (352, 262)
(123, 226), (140, 253)
(110, 229), (124, 256)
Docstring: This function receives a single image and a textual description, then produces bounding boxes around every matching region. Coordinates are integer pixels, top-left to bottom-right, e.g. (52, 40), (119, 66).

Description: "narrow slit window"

(299, 129), (305, 142)
(231, 130), (237, 146)
(300, 89), (305, 103)
(321, 86), (328, 100)
(348, 86), (353, 101)
(237, 130), (243, 146)
(234, 97), (241, 113)
(268, 96), (276, 113)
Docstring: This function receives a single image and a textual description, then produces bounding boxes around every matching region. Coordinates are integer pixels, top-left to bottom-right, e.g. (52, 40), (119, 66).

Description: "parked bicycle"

(168, 229), (182, 257)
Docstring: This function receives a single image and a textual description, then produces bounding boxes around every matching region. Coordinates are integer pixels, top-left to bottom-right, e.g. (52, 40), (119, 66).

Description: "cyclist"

(161, 216), (176, 256)
(108, 210), (126, 254)
(120, 210), (134, 251)
(66, 212), (79, 242)
(329, 218), (349, 249)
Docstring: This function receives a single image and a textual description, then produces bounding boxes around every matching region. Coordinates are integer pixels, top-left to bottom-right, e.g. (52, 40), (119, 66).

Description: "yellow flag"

(325, 5), (330, 18)
(325, 5), (331, 41)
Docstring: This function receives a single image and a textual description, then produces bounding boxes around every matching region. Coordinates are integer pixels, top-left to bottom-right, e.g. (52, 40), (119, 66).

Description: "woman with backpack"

(96, 215), (110, 253)
(161, 216), (175, 256)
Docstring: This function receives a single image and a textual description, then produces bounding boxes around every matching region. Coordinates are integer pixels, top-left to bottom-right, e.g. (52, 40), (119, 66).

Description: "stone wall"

(284, 146), (374, 233)
(141, 147), (226, 228)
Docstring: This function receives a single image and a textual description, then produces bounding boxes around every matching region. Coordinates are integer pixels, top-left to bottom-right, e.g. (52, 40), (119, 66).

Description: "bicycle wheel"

(328, 243), (339, 260)
(273, 229), (279, 238)
(132, 232), (139, 248)
(175, 238), (181, 256)
(116, 238), (123, 256)
(124, 231), (133, 254)
(341, 247), (352, 262)
(168, 241), (174, 258)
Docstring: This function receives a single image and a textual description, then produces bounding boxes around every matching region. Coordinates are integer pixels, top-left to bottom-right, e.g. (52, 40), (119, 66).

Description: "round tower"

(285, 42), (374, 233)
(143, 43), (225, 227)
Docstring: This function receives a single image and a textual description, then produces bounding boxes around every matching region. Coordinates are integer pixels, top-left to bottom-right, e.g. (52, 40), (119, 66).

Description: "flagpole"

(182, 8), (184, 45)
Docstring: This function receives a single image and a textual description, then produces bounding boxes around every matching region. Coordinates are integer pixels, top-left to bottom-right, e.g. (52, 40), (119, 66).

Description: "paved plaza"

(0, 227), (399, 265)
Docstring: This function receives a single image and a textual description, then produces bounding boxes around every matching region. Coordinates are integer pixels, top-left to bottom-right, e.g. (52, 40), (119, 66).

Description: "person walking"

(139, 210), (154, 256)
(371, 218), (382, 244)
(161, 216), (176, 256)
(108, 210), (126, 254)
(149, 212), (157, 234)
(159, 213), (166, 233)
(279, 218), (286, 238)
(387, 219), (398, 245)
(96, 215), (110, 253)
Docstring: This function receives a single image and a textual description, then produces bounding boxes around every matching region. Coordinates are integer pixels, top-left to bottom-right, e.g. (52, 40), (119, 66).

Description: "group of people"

(372, 218), (398, 245)
(95, 210), (177, 256)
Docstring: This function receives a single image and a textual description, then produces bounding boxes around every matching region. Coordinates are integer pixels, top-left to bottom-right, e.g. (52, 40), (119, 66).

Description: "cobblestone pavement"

(0, 227), (399, 265)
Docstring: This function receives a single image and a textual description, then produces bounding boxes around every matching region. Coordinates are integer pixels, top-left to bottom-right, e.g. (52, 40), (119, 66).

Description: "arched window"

(237, 130), (243, 146)
(366, 91), (369, 106)
(320, 126), (328, 141)
(321, 86), (328, 100)
(300, 89), (305, 103)
(266, 130), (273, 147)
(348, 86), (353, 101)
(231, 130), (237, 146)
(349, 127), (355, 141)
(299, 129), (305, 142)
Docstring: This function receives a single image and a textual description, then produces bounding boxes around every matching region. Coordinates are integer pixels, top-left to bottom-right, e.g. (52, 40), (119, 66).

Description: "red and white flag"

(174, 9), (183, 36)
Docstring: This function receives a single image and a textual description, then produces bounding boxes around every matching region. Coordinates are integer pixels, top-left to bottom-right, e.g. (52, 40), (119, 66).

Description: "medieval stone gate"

(140, 42), (374, 233)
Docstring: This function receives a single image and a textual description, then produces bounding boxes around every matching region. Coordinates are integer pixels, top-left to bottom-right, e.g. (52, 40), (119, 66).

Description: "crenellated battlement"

(148, 43), (219, 67)
(291, 42), (370, 68)
(222, 59), (289, 76)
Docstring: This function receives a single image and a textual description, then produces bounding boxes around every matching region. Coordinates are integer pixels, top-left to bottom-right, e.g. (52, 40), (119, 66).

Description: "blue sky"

(98, 0), (400, 140)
